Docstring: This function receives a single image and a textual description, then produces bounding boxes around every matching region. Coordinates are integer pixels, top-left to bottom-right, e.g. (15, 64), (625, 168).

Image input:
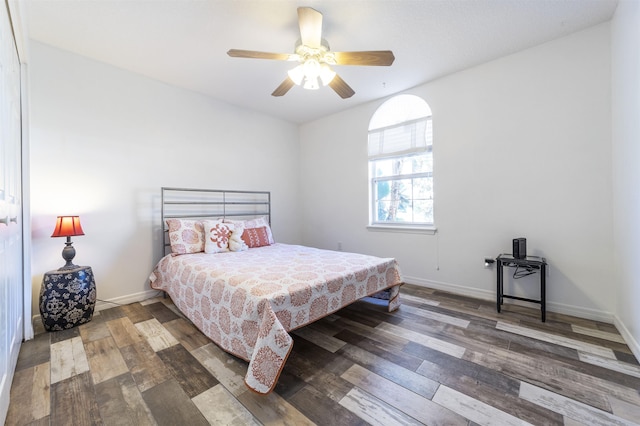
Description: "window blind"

(368, 116), (432, 159)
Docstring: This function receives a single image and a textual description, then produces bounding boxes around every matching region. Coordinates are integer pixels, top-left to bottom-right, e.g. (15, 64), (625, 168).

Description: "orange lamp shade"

(51, 216), (85, 238)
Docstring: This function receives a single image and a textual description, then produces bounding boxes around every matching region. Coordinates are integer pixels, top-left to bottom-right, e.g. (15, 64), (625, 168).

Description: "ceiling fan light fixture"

(287, 64), (305, 85)
(289, 58), (334, 90)
(303, 78), (320, 90)
(319, 63), (336, 86)
(303, 59), (321, 80)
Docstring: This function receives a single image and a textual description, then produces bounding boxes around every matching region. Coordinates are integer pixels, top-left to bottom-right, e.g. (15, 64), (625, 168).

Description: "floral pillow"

(202, 220), (235, 254)
(225, 216), (274, 244)
(241, 226), (271, 248)
(166, 219), (205, 254)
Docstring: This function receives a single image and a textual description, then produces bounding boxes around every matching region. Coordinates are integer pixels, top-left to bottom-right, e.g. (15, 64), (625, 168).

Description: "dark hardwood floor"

(6, 284), (640, 425)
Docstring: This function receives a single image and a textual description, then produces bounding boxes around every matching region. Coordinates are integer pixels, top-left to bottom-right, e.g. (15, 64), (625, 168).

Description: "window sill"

(367, 225), (437, 235)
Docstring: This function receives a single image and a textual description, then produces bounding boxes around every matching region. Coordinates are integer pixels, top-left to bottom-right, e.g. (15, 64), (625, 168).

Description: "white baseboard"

(31, 289), (163, 334)
(614, 315), (640, 362)
(93, 289), (163, 312)
(404, 275), (494, 302)
(403, 275), (615, 324)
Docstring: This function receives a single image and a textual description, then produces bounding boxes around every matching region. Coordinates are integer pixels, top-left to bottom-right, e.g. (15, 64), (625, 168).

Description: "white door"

(0, 2), (24, 423)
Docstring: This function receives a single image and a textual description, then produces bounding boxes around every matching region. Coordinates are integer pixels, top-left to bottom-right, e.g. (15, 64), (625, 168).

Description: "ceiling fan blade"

(298, 7), (322, 48)
(329, 74), (355, 99)
(227, 49), (293, 61)
(271, 77), (295, 97)
(333, 51), (395, 66)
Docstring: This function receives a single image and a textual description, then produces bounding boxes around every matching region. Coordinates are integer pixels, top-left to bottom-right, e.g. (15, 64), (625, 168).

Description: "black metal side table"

(39, 266), (97, 331)
(496, 254), (547, 322)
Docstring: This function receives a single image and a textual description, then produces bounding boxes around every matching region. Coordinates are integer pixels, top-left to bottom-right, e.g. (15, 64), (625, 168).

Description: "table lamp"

(51, 215), (85, 270)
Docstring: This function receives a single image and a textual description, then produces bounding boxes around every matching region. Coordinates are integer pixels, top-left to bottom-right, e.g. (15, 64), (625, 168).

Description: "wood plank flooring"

(6, 284), (640, 425)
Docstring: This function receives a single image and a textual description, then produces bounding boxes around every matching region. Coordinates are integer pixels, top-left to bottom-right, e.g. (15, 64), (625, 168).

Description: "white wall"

(611, 0), (640, 358)
(300, 24), (614, 321)
(28, 18), (628, 334)
(29, 42), (301, 315)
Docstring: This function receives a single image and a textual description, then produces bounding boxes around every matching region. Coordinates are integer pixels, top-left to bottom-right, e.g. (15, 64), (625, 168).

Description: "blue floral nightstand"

(39, 266), (97, 331)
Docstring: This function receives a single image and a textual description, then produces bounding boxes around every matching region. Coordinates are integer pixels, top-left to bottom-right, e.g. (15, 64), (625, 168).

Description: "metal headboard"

(161, 187), (271, 256)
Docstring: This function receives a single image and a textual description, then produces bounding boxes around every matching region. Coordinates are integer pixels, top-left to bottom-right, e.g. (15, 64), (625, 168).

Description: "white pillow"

(229, 225), (248, 252)
(202, 220), (234, 254)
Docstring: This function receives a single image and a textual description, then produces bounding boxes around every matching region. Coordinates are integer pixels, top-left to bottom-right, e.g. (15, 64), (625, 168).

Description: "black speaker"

(513, 238), (526, 259)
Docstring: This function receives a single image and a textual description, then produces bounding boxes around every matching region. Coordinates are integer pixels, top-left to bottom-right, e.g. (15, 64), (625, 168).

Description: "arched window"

(368, 95), (433, 228)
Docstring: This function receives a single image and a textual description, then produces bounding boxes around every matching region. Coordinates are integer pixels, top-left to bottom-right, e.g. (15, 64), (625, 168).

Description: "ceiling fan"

(227, 7), (395, 99)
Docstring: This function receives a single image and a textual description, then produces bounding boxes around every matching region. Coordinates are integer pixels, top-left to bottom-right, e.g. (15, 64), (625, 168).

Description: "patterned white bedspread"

(149, 243), (402, 394)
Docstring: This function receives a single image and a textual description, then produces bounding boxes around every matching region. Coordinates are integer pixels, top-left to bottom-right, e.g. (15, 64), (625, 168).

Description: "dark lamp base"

(59, 239), (79, 271)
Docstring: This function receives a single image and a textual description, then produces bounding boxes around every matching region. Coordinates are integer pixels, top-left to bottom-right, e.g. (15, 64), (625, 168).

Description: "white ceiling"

(24, 0), (618, 124)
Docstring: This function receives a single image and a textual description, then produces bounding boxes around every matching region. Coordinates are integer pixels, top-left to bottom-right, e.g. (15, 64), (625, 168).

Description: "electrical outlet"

(337, 242), (343, 251)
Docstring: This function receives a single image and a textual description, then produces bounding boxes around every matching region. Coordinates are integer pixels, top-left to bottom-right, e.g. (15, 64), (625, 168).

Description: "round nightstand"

(39, 266), (97, 331)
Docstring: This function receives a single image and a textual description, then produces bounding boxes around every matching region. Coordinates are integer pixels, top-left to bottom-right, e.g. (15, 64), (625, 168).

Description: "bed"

(149, 187), (402, 394)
